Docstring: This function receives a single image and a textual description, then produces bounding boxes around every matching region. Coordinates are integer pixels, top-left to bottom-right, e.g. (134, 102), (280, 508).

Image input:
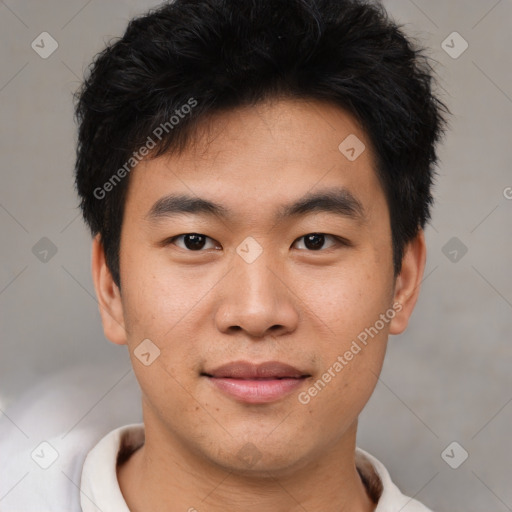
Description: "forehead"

(123, 98), (387, 228)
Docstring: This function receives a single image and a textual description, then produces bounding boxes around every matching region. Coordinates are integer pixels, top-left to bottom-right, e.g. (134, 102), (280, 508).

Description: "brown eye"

(293, 233), (342, 251)
(168, 233), (219, 251)
(297, 233), (333, 251)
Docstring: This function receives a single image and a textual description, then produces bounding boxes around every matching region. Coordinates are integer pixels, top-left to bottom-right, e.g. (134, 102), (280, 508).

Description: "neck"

(117, 408), (376, 512)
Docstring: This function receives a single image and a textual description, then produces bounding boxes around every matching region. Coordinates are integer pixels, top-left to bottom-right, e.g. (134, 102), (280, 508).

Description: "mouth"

(201, 360), (311, 404)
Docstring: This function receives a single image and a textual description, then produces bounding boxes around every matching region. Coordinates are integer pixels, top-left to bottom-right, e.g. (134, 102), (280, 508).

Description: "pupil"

(305, 233), (324, 250)
(184, 234), (205, 250)
(182, 234), (326, 251)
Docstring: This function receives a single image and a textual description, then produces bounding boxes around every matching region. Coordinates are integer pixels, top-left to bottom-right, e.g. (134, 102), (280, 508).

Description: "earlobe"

(91, 234), (127, 345)
(389, 230), (427, 335)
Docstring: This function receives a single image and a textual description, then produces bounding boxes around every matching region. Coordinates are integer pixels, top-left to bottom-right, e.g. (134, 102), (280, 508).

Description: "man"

(33, 0), (453, 509)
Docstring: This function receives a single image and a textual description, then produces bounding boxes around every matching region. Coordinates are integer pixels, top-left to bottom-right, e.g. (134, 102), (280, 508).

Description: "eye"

(165, 232), (350, 252)
(167, 233), (220, 251)
(293, 233), (348, 251)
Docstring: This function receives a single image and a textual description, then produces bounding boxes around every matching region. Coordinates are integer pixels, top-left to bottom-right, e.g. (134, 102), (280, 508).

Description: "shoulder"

(0, 364), (141, 511)
(80, 423), (144, 512)
(0, 420), (104, 511)
(356, 447), (436, 512)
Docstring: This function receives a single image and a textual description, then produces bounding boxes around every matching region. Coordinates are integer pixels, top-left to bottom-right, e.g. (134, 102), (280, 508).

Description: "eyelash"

(164, 233), (351, 252)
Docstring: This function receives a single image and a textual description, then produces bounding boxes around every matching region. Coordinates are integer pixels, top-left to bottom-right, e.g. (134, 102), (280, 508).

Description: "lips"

(202, 361), (311, 404)
(203, 360), (308, 380)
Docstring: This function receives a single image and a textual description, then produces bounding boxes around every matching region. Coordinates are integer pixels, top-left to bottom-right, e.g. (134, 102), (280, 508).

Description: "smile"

(204, 376), (309, 404)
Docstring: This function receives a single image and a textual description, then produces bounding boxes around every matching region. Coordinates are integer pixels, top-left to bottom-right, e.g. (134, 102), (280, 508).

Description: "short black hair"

(74, 0), (449, 288)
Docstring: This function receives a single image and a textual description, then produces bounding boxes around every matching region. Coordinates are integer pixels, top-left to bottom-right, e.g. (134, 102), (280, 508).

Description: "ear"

(388, 229), (427, 335)
(91, 234), (127, 345)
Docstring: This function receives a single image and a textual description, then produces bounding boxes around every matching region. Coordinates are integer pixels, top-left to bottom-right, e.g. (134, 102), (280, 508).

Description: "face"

(94, 98), (425, 475)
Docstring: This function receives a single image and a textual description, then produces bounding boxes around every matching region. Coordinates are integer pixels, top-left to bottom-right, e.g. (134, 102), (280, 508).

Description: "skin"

(92, 97), (426, 512)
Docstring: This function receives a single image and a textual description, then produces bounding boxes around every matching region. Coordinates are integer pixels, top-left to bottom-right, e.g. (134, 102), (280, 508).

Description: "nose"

(214, 249), (299, 339)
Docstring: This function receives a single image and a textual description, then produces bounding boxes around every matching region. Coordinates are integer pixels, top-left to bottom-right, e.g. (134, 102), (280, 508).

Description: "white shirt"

(0, 419), (434, 511)
(79, 423), (435, 512)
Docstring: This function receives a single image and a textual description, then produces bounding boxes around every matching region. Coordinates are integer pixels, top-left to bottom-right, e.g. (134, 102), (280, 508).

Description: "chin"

(205, 436), (315, 477)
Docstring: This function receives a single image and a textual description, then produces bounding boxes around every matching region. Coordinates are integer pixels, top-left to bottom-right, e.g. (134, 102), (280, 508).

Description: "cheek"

(294, 256), (391, 404)
(120, 256), (214, 392)
(299, 281), (389, 424)
(297, 257), (392, 341)
(121, 252), (210, 341)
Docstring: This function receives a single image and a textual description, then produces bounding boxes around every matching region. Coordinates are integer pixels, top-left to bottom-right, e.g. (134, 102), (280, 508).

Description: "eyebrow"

(146, 187), (367, 225)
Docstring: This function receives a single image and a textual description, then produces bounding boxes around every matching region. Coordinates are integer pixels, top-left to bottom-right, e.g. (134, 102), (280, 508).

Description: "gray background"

(1, 0), (511, 510)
